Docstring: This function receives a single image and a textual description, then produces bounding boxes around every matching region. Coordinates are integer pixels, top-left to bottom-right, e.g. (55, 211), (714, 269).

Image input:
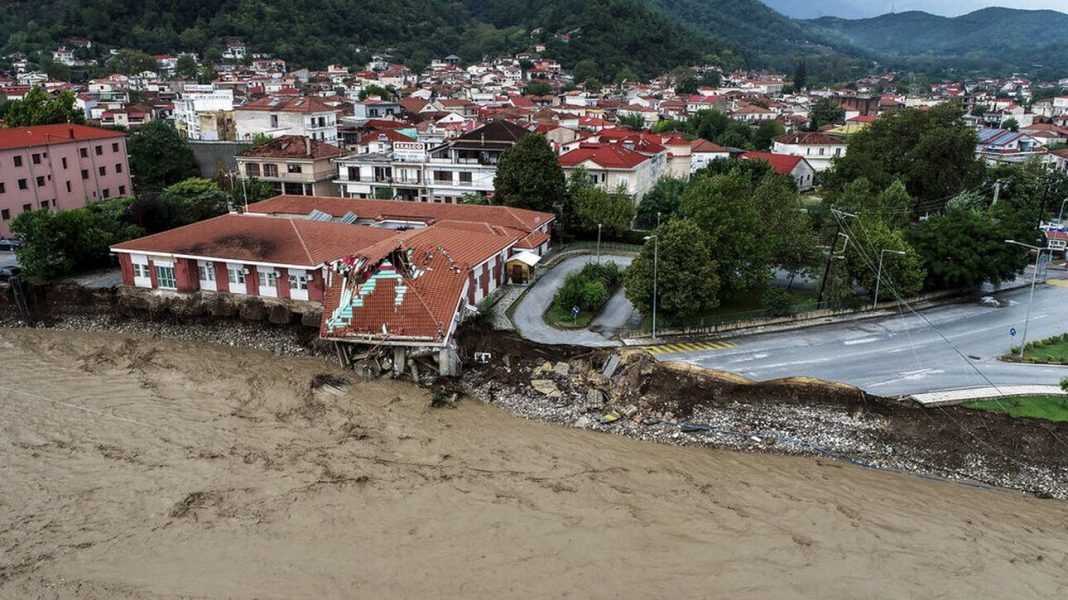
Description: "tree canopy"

(1, 87), (85, 127)
(127, 120), (199, 193)
(623, 218), (720, 318)
(493, 134), (565, 214)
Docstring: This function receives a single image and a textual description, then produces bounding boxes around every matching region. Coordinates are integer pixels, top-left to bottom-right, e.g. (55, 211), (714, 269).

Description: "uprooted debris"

(450, 325), (1068, 499)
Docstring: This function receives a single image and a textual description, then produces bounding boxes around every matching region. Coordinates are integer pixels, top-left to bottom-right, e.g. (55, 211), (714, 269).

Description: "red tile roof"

(111, 214), (398, 267)
(558, 143), (649, 169)
(0, 123), (126, 151)
(690, 139), (730, 153)
(246, 196), (554, 234)
(321, 226), (514, 343)
(740, 151), (803, 175)
(772, 132), (847, 146)
(238, 95), (337, 114)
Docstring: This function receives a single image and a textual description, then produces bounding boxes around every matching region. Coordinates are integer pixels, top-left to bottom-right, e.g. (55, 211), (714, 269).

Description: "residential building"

(558, 143), (664, 201)
(173, 84), (236, 140)
(689, 139), (731, 173)
(976, 128), (1041, 164)
(235, 96), (340, 144)
(237, 135), (346, 196)
(739, 151), (815, 191)
(771, 132), (848, 172)
(0, 124), (132, 236)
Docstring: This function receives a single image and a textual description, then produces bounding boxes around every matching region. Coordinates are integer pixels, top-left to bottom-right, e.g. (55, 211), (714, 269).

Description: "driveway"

(511, 255), (634, 347)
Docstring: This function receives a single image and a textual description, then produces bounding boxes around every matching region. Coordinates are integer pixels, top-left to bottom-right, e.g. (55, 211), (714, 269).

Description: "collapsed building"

(110, 195), (555, 374)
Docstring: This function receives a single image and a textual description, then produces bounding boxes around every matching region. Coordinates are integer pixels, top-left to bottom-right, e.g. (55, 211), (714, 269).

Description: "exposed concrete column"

(393, 346), (406, 377)
(438, 348), (449, 376)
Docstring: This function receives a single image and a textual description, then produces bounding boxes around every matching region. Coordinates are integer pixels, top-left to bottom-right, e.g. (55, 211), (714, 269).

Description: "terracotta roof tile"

(0, 123), (125, 151)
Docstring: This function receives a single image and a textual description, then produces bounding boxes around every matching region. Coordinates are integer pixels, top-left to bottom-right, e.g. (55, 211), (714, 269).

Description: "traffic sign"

(1010, 327), (1017, 337)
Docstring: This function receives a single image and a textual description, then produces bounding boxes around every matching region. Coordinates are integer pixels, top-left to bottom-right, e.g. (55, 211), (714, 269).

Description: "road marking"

(1048, 279), (1068, 287)
(843, 337), (878, 345)
(644, 340), (737, 355)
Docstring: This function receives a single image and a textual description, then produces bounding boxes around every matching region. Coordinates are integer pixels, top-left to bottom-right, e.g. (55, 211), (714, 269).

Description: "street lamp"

(596, 223), (602, 263)
(1058, 197), (1068, 224)
(873, 249), (906, 310)
(1005, 239), (1050, 358)
(644, 234), (658, 340)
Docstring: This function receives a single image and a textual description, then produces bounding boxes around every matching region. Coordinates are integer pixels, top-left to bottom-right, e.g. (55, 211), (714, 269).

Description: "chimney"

(305, 136), (312, 156)
(68, 126), (75, 139)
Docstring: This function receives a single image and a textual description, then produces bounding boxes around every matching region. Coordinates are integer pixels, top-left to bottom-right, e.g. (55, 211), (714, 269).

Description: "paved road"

(662, 280), (1068, 396)
(511, 255), (632, 347)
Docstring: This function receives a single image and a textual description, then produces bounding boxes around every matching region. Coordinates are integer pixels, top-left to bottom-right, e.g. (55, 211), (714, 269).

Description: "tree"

(686, 109), (729, 143)
(572, 186), (635, 236)
(571, 59), (598, 84)
(842, 217), (926, 301)
(127, 120), (199, 193)
(678, 169), (769, 293)
(751, 172), (821, 284)
(809, 98), (844, 129)
(359, 84), (393, 101)
(1002, 117), (1020, 132)
(584, 77), (604, 92)
(11, 199), (142, 282)
(636, 177), (688, 229)
(617, 113), (646, 130)
(793, 59), (807, 91)
(159, 178), (229, 225)
(751, 120), (785, 151)
(175, 54), (198, 79)
(107, 48), (158, 74)
(908, 208), (1027, 290)
(523, 81), (552, 97)
(614, 66), (639, 85)
(718, 120), (752, 149)
(624, 218), (720, 318)
(824, 104), (984, 209)
(675, 76), (699, 95)
(493, 134), (565, 214)
(2, 87), (85, 127)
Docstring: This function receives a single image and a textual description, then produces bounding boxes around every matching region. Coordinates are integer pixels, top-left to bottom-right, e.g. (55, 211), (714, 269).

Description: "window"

(39, 201), (48, 209)
(99, 166), (106, 176)
(81, 169), (89, 180)
(132, 263), (146, 278)
(246, 163), (261, 177)
(258, 271), (278, 288)
(112, 142), (119, 152)
(0, 182), (4, 193)
(61, 157), (68, 169)
(198, 262), (215, 281)
(13, 156), (22, 167)
(289, 273), (308, 290)
(347, 166), (359, 181)
(95, 145), (103, 156)
(118, 185), (126, 195)
(269, 115), (279, 128)
(102, 188), (110, 199)
(115, 163), (122, 174)
(36, 176), (45, 187)
(155, 265), (177, 289)
(31, 153), (41, 165)
(65, 181), (72, 193)
(80, 148), (88, 158)
(264, 164), (279, 177)
(1, 209), (9, 221)
(459, 172), (472, 185)
(227, 268), (245, 284)
(434, 170), (451, 183)
(287, 163), (302, 174)
(18, 179), (27, 190)
(22, 203), (31, 212)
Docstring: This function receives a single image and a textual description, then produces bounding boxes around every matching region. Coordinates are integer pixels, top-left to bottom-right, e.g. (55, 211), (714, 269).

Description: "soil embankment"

(2, 327), (1068, 598)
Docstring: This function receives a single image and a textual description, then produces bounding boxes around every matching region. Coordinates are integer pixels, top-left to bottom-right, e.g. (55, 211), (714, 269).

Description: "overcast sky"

(763, 0), (1068, 19)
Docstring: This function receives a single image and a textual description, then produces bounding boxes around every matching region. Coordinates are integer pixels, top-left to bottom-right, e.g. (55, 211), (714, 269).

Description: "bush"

(762, 287), (793, 317)
(581, 281), (609, 310)
(552, 261), (623, 315)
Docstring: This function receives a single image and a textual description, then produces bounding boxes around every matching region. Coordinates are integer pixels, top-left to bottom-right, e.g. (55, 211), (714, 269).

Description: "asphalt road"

(511, 254), (632, 347)
(667, 280), (1068, 397)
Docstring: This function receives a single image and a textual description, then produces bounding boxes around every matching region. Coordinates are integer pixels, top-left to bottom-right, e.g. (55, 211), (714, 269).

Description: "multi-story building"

(173, 84), (235, 140)
(236, 135), (346, 197)
(334, 120), (532, 203)
(558, 142), (666, 202)
(235, 96), (340, 144)
(0, 124), (132, 235)
(771, 132), (848, 172)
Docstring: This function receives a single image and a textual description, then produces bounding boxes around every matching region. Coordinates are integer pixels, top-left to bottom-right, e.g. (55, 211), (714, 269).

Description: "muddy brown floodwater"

(1, 328), (1067, 599)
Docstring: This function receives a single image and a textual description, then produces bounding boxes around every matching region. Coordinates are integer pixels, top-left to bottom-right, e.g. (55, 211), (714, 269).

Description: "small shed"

(506, 251), (541, 284)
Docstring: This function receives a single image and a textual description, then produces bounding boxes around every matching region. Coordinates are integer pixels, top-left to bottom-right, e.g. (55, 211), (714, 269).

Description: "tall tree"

(572, 186), (635, 236)
(159, 178), (229, 225)
(493, 134), (565, 213)
(175, 54), (198, 79)
(842, 217), (926, 301)
(751, 119), (785, 151)
(793, 58), (807, 91)
(636, 176), (689, 228)
(2, 87), (85, 127)
(623, 218), (720, 318)
(127, 120), (199, 193)
(809, 97), (844, 129)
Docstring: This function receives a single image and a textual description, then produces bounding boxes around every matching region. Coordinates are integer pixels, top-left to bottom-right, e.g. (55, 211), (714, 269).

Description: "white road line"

(843, 337), (879, 345)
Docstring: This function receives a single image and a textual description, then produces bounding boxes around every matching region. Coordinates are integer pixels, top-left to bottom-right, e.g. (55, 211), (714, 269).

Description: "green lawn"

(544, 303), (596, 329)
(962, 396), (1068, 422)
(1005, 333), (1068, 364)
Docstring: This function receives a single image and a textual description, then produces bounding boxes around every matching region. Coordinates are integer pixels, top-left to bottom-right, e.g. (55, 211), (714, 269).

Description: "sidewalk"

(909, 385), (1066, 407)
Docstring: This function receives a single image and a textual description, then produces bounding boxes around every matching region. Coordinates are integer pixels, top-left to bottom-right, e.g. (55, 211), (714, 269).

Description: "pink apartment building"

(0, 123), (133, 236)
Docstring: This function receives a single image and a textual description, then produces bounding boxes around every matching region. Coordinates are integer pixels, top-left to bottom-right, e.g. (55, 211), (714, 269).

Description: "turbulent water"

(1, 328), (1066, 598)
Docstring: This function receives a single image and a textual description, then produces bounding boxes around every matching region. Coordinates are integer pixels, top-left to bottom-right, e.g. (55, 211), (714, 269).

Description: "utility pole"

(817, 220), (841, 307)
(1006, 239), (1048, 359)
(874, 249), (905, 310)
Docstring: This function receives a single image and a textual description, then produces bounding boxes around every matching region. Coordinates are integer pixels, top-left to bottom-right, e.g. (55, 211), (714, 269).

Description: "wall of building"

(0, 137), (132, 236)
(117, 253), (325, 303)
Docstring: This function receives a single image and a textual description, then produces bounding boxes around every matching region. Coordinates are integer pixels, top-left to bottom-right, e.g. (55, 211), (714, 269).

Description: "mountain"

(760, 0), (873, 19)
(802, 8), (1068, 76)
